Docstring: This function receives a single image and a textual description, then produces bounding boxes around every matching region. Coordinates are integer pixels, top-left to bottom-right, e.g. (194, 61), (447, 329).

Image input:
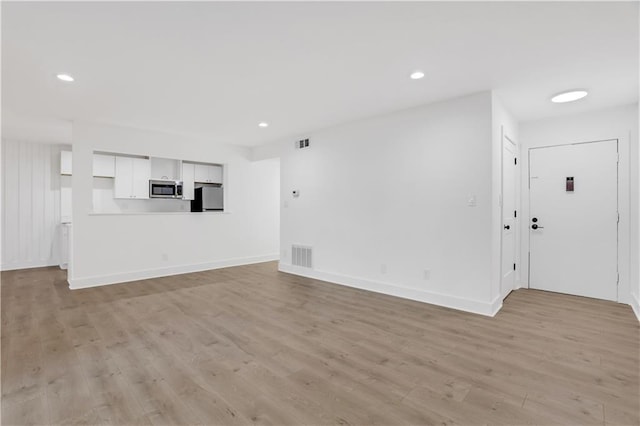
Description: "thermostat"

(566, 177), (574, 192)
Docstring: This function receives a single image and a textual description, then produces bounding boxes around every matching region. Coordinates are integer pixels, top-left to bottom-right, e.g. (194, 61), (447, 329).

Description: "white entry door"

(501, 137), (517, 299)
(529, 140), (618, 301)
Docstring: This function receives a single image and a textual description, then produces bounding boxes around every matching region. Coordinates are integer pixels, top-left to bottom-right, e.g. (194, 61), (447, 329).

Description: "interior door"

(501, 138), (517, 299)
(529, 140), (618, 301)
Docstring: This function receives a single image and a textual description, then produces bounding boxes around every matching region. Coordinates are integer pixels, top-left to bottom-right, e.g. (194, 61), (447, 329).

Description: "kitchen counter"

(88, 211), (230, 216)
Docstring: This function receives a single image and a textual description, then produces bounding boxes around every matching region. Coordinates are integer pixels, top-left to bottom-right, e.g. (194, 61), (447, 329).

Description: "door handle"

(531, 224), (544, 230)
(504, 225), (510, 230)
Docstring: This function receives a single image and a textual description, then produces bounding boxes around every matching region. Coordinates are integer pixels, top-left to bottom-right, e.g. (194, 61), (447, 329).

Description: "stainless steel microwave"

(149, 179), (183, 199)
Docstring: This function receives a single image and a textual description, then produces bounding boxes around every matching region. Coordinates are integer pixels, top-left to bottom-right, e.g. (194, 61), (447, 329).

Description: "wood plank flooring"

(2, 262), (638, 425)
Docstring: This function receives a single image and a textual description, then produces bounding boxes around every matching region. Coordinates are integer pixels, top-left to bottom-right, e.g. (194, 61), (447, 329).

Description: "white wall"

(278, 92), (501, 315)
(70, 121), (280, 288)
(520, 103), (639, 314)
(1, 139), (65, 270)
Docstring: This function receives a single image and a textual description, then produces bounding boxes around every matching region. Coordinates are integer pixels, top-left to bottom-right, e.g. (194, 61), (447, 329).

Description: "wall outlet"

(284, 201), (289, 208)
(423, 269), (431, 280)
(380, 264), (387, 274)
(467, 195), (477, 207)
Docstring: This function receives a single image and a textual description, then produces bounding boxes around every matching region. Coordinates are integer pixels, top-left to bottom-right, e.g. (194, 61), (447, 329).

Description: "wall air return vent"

(295, 138), (310, 149)
(291, 245), (313, 268)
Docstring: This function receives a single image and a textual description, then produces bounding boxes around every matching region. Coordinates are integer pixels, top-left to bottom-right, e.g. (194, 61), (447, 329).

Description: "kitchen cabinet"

(93, 154), (116, 177)
(61, 151), (72, 175)
(114, 156), (151, 199)
(182, 162), (195, 200)
(60, 152), (117, 178)
(194, 164), (222, 183)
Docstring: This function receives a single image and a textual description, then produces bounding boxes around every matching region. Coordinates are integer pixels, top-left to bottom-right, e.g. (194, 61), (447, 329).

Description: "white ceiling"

(2, 1), (638, 146)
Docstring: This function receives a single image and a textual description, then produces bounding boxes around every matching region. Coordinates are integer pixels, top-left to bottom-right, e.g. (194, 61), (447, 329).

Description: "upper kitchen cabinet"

(114, 156), (151, 199)
(182, 162), (195, 200)
(60, 151), (116, 178)
(194, 164), (223, 184)
(61, 150), (72, 175)
(93, 154), (116, 178)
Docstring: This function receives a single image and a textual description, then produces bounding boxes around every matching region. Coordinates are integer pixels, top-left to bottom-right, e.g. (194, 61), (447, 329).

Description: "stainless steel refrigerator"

(191, 186), (224, 211)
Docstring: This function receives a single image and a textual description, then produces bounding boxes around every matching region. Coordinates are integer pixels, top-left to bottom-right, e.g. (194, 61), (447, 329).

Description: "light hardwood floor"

(2, 262), (638, 425)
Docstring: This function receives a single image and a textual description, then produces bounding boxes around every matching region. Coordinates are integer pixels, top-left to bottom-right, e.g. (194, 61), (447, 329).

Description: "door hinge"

(513, 263), (516, 271)
(617, 212), (620, 223)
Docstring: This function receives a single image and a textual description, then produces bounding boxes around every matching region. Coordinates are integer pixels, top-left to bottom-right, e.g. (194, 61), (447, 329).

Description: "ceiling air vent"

(295, 138), (310, 149)
(292, 245), (313, 268)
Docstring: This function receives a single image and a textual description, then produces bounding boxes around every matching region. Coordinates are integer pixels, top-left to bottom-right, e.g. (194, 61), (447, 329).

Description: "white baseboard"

(631, 292), (640, 322)
(279, 263), (502, 317)
(69, 254), (279, 290)
(1, 260), (58, 271)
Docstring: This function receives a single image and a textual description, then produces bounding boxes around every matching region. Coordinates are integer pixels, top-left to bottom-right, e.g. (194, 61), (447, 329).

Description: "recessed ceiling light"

(56, 73), (75, 82)
(410, 71), (425, 80)
(258, 122), (269, 128)
(551, 90), (588, 103)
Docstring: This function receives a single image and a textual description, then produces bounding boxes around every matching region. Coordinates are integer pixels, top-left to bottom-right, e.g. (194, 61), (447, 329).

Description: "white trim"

(630, 292), (640, 322)
(1, 260), (58, 271)
(501, 287), (512, 301)
(279, 263), (502, 317)
(68, 254), (279, 289)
